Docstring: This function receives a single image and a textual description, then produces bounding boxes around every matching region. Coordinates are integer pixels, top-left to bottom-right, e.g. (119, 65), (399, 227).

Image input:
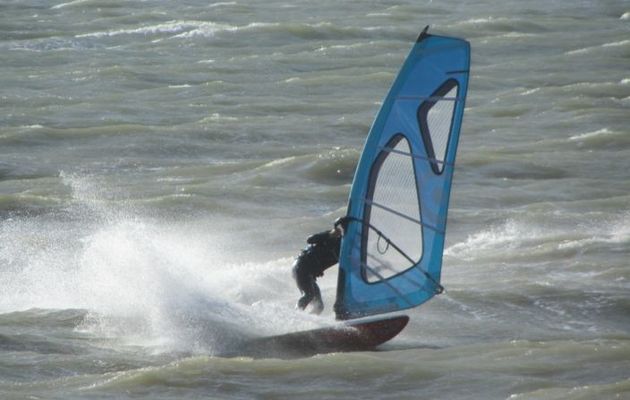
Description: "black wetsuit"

(292, 229), (341, 314)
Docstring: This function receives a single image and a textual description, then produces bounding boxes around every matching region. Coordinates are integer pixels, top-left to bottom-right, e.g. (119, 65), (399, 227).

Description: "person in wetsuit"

(292, 216), (351, 314)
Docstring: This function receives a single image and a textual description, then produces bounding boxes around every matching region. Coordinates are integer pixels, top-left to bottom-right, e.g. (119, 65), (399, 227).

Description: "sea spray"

(2, 172), (325, 355)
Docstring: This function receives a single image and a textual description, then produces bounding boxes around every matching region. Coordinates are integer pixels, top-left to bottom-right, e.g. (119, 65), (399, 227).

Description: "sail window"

(362, 135), (423, 283)
(417, 79), (459, 174)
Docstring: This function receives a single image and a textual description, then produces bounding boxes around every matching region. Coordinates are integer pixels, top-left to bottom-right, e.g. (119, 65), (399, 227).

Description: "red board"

(237, 315), (409, 358)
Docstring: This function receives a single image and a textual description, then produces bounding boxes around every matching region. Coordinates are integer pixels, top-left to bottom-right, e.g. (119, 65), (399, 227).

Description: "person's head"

(333, 216), (351, 236)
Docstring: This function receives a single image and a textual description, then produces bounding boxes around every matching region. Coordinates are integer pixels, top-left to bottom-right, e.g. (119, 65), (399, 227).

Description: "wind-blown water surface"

(1, 1), (629, 399)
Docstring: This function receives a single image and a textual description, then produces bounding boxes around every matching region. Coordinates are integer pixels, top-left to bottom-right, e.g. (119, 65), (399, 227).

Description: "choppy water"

(1, 0), (629, 399)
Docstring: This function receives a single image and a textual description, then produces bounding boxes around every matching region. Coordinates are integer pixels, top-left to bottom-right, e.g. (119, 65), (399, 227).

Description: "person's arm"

(306, 231), (330, 245)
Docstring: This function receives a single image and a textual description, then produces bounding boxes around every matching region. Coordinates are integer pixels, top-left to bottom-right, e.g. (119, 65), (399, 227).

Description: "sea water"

(1, 0), (629, 399)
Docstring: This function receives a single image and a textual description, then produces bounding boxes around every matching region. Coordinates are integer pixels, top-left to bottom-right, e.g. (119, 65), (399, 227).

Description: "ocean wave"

(568, 127), (630, 149)
(302, 148), (358, 184)
(566, 39), (630, 55)
(314, 41), (375, 53)
(0, 308), (86, 329)
(208, 1), (237, 8)
(200, 112), (238, 122)
(281, 71), (392, 88)
(74, 19), (398, 44)
(445, 219), (547, 261)
(170, 21), (238, 39)
(51, 0), (91, 9)
(552, 80), (629, 102)
(174, 21), (403, 41)
(76, 21), (234, 39)
(445, 210), (630, 264)
(509, 377), (630, 399)
(233, 149), (358, 188)
(7, 37), (89, 52)
(568, 128), (615, 141)
(519, 87), (540, 96)
(455, 16), (546, 34)
(602, 39), (630, 48)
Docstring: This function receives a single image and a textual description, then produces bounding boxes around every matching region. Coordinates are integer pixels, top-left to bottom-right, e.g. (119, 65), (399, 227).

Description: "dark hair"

(334, 216), (351, 230)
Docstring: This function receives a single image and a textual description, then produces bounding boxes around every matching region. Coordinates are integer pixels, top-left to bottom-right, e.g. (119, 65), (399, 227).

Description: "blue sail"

(334, 28), (470, 320)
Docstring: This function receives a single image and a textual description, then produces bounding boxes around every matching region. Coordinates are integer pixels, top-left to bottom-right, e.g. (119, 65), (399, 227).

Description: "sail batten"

(363, 199), (422, 226)
(396, 96), (461, 101)
(334, 29), (470, 320)
(376, 145), (454, 167)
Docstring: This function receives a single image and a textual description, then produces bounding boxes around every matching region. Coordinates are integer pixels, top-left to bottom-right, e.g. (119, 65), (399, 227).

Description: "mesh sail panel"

(427, 86), (457, 171)
(363, 136), (422, 282)
(418, 80), (459, 174)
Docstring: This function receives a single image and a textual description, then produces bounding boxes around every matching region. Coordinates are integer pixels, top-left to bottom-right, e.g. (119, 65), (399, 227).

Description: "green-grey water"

(1, 1), (629, 399)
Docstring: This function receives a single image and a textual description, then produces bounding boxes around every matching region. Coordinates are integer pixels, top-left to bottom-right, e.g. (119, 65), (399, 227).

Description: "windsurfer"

(292, 216), (351, 314)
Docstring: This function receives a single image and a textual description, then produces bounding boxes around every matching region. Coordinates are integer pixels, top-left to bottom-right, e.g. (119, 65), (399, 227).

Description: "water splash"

(0, 173), (320, 355)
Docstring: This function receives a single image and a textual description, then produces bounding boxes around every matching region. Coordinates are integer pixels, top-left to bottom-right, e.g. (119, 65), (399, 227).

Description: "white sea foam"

(610, 213), (630, 244)
(602, 39), (630, 48)
(316, 42), (371, 53)
(208, 1), (237, 7)
(567, 39), (630, 55)
(557, 212), (630, 250)
(499, 32), (537, 38)
(445, 220), (543, 261)
(203, 112), (238, 122)
(520, 88), (540, 96)
(566, 47), (591, 55)
(172, 21), (284, 39)
(461, 17), (505, 25)
(51, 0), (90, 9)
(77, 21), (233, 39)
(262, 156), (296, 168)
(171, 22), (238, 39)
(569, 128), (613, 141)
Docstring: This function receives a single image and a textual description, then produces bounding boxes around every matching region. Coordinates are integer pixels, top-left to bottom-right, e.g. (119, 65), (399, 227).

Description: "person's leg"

(293, 260), (315, 310)
(310, 281), (323, 315)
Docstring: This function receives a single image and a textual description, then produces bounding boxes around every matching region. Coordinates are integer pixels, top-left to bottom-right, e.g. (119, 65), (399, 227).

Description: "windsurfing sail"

(334, 27), (470, 320)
